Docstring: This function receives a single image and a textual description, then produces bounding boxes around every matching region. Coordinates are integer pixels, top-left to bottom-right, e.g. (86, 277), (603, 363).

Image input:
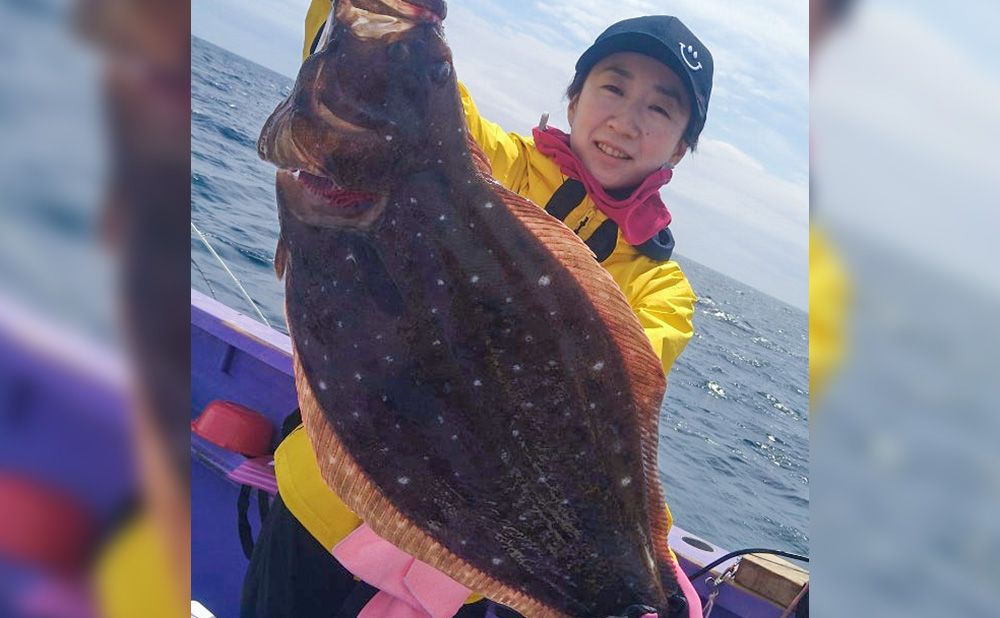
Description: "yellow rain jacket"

(273, 2), (697, 601)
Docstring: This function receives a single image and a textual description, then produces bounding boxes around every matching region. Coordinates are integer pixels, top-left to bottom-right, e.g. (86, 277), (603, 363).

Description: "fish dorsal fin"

(482, 178), (678, 599)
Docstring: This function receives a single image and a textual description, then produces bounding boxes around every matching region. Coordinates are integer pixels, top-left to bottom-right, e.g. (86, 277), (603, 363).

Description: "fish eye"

(429, 61), (452, 85)
(388, 41), (410, 61)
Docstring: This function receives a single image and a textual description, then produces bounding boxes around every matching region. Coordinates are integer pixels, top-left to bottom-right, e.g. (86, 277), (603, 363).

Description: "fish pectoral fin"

(275, 234), (289, 280)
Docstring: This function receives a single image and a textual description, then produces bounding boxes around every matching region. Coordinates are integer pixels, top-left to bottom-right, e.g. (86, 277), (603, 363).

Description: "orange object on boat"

(0, 473), (96, 573)
(192, 400), (274, 457)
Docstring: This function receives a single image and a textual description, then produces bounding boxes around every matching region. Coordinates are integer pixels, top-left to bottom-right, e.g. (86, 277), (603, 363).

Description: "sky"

(192, 0), (809, 309)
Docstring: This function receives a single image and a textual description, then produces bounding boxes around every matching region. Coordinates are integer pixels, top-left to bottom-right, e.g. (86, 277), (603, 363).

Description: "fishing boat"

(0, 290), (808, 617)
(190, 289), (808, 618)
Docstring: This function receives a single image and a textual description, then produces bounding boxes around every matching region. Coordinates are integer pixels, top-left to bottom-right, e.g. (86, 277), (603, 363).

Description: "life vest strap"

(543, 178), (586, 221)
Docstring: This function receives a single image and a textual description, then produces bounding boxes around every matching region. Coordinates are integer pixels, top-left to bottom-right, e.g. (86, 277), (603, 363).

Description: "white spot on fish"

(620, 476), (632, 487)
(384, 355), (394, 363)
(432, 340), (442, 346)
(468, 222), (475, 228)
(321, 285), (326, 293)
(505, 297), (512, 303)
(416, 232), (422, 238)
(385, 135), (393, 141)
(375, 334), (383, 341)
(512, 364), (522, 372)
(548, 360), (557, 367)
(538, 275), (551, 286)
(397, 476), (410, 485)
(303, 339), (309, 347)
(592, 361), (605, 371)
(437, 279), (445, 286)
(451, 434), (458, 440)
(484, 201), (494, 209)
(491, 557), (503, 565)
(473, 379), (482, 387)
(561, 499), (569, 505)
(538, 476), (547, 483)
(523, 402), (534, 409)
(431, 308), (438, 314)
(589, 403), (596, 410)
(525, 335), (534, 343)
(319, 381), (328, 391)
(410, 197), (418, 204)
(395, 423), (401, 430)
(439, 214), (446, 221)
(354, 372), (363, 381)
(352, 411), (360, 418)
(460, 539), (468, 546)
(337, 321), (343, 328)
(437, 415), (444, 424)
(512, 429), (519, 437)
(470, 275), (479, 283)
(381, 395), (388, 402)
(345, 253), (356, 263)
(323, 354), (329, 361)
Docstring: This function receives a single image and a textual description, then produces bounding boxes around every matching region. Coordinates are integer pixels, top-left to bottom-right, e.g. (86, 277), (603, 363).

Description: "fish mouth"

(277, 168), (389, 229)
(337, 0), (446, 34)
(392, 0), (446, 22)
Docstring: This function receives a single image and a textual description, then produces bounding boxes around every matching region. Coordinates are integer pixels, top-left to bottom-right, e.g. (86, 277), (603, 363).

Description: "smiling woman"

(566, 52), (692, 190)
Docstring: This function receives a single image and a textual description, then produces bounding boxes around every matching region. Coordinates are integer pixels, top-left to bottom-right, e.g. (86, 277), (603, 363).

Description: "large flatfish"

(257, 1), (680, 615)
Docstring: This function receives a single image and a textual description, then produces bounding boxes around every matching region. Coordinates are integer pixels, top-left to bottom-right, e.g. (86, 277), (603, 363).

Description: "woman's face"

(568, 52), (691, 191)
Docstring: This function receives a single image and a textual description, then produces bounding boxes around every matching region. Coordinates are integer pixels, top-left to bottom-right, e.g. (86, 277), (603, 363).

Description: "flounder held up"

(257, 1), (681, 615)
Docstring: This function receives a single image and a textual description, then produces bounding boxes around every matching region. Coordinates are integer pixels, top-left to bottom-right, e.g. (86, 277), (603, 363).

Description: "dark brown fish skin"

(258, 1), (458, 197)
(258, 2), (677, 616)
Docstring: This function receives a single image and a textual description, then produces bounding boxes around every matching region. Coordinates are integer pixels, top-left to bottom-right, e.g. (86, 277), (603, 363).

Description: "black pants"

(240, 494), (521, 618)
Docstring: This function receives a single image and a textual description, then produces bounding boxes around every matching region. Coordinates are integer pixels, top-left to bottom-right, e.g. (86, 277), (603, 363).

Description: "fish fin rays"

(473, 139), (677, 599)
(293, 349), (568, 618)
(275, 233), (289, 280)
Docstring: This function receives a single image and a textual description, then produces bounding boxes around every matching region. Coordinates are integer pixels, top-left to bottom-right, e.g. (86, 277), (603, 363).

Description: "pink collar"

(532, 126), (673, 245)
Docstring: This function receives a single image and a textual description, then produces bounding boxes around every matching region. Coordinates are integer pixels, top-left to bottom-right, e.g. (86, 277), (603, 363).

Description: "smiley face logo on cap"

(679, 42), (703, 71)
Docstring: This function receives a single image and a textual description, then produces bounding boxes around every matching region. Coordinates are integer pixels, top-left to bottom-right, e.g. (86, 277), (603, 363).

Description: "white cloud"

(668, 138), (808, 308)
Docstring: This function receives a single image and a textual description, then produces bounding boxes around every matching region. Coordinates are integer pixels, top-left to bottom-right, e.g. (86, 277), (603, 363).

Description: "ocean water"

(191, 36), (809, 557)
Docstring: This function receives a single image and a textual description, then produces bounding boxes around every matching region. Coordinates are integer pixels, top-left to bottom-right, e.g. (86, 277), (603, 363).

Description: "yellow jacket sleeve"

(458, 82), (534, 192)
(303, 0), (331, 61)
(612, 257), (696, 375)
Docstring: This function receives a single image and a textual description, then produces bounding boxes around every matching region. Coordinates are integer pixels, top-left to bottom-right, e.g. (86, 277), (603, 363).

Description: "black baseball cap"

(575, 15), (714, 144)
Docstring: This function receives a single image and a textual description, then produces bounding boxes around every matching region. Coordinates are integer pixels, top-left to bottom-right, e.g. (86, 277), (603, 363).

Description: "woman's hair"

(565, 70), (700, 151)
